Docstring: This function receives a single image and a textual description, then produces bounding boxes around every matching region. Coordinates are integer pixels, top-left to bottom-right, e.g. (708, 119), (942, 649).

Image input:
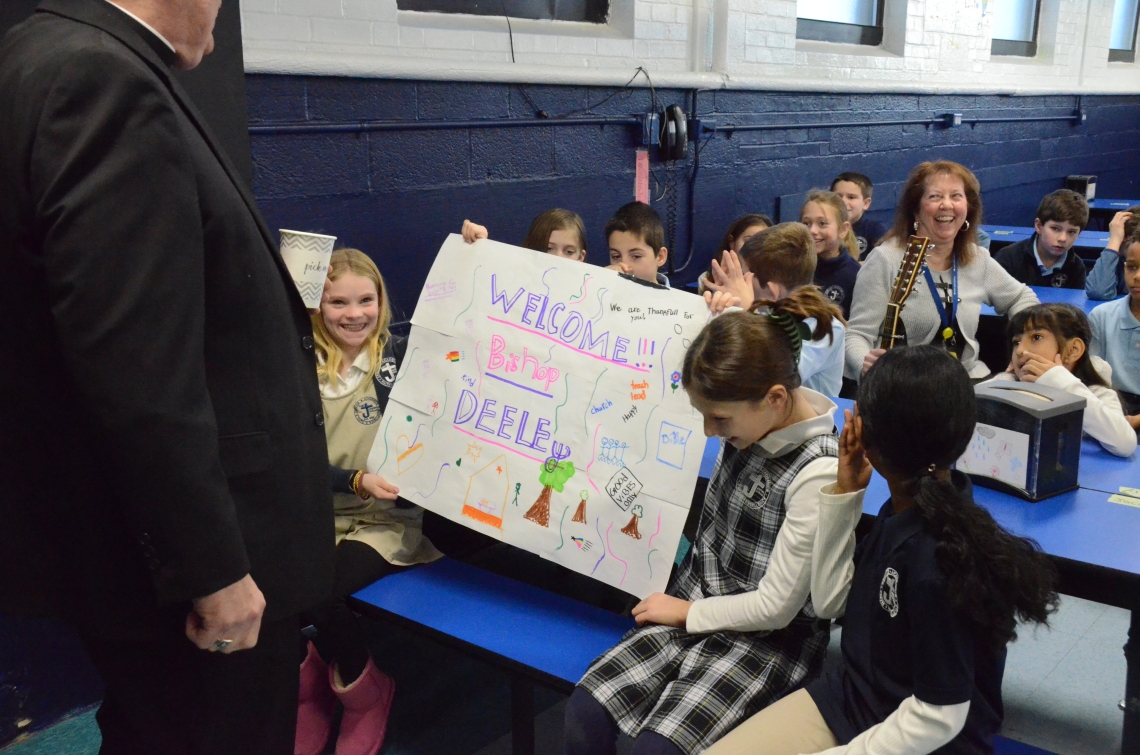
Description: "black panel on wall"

(0, 0), (252, 186)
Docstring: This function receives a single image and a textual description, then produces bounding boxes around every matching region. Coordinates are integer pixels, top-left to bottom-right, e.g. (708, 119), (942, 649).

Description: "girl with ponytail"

(566, 291), (845, 755)
(708, 345), (1058, 755)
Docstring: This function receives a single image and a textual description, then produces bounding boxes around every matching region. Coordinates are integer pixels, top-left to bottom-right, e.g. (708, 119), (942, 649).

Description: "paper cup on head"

(279, 229), (336, 308)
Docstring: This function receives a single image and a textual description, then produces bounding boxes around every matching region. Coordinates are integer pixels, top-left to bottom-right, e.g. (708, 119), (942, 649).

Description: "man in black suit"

(0, 1), (334, 752)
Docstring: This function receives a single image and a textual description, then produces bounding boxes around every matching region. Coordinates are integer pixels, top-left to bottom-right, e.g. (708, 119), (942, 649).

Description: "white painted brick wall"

(240, 0), (1140, 92)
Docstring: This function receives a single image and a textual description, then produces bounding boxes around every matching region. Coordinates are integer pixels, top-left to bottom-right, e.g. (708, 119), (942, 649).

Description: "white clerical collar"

(103, 1), (177, 53)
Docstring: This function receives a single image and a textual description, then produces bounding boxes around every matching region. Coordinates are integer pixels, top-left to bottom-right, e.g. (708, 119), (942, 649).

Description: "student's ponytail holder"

(767, 310), (812, 365)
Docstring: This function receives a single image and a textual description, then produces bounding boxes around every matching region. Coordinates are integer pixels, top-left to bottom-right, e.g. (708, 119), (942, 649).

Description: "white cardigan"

(846, 240), (1038, 380)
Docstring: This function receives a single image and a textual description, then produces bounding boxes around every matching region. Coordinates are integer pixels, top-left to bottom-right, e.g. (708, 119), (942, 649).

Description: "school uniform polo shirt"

(807, 474), (1006, 754)
(1090, 296), (1140, 398)
(815, 247), (861, 319)
(992, 234), (1086, 290)
(852, 217), (887, 260)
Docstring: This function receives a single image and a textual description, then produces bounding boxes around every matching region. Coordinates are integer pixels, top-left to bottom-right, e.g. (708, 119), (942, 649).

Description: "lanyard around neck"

(922, 254), (957, 335)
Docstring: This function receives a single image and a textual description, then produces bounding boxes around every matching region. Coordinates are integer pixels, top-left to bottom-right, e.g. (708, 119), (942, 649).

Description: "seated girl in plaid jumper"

(565, 287), (846, 755)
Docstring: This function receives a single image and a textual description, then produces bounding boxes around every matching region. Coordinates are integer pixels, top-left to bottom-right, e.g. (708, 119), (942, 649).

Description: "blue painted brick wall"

(246, 75), (1140, 322)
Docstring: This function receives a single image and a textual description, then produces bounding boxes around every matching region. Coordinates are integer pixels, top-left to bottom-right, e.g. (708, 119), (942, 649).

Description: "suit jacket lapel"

(35, 0), (308, 315)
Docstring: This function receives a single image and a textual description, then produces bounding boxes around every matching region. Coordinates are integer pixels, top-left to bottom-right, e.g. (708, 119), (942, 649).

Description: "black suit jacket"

(0, 0), (334, 638)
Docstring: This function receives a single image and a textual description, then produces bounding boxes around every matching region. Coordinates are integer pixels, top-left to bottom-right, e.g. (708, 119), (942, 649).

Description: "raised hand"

(837, 406), (872, 494)
(703, 289), (741, 315)
(705, 250), (756, 310)
(1108, 211), (1133, 251)
(461, 220), (489, 244)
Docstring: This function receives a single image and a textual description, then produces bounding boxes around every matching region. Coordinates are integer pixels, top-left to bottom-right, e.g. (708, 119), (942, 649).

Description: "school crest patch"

(744, 471), (772, 504)
(378, 356), (398, 387)
(824, 285), (846, 305)
(1050, 274), (1068, 288)
(879, 567), (899, 617)
(354, 396), (381, 425)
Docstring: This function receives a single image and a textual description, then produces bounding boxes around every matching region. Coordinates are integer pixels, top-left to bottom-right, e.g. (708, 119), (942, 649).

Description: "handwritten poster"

(956, 422), (1030, 491)
(369, 235), (711, 597)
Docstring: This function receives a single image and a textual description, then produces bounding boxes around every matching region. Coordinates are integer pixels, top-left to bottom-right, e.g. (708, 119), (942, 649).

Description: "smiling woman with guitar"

(845, 161), (1038, 381)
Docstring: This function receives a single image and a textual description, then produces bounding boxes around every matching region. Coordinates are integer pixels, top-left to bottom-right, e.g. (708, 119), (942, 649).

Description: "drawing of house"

(461, 455), (510, 529)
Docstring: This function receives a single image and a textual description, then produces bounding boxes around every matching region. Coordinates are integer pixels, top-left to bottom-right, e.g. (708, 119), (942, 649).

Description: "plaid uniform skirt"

(577, 616), (829, 753)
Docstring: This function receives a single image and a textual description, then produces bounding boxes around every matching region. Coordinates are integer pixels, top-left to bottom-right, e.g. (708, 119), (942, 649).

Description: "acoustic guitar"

(875, 235), (931, 350)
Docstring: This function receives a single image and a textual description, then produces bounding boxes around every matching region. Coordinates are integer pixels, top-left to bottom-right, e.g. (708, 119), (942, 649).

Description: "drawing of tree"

(524, 459), (576, 527)
(621, 504), (644, 539)
(571, 490), (588, 523)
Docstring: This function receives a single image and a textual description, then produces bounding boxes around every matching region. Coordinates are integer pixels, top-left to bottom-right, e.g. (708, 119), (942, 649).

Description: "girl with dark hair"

(707, 345), (1058, 755)
(460, 208), (587, 260)
(698, 213), (773, 292)
(845, 161), (1038, 382)
(564, 289), (845, 755)
(987, 303), (1136, 456)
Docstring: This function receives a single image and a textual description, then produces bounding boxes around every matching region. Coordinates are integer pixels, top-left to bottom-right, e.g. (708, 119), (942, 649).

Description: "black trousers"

(301, 540), (404, 683)
(80, 616), (299, 755)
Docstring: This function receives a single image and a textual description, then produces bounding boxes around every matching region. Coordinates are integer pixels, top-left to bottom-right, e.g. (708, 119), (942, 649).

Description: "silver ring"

(212, 639), (234, 652)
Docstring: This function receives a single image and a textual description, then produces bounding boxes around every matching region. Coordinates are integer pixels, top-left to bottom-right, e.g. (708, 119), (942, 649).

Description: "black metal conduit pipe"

(709, 112), (1084, 134)
(247, 115), (642, 135)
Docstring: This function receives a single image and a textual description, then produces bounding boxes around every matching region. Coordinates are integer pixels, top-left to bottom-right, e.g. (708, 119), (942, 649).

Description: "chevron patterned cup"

(279, 229), (337, 308)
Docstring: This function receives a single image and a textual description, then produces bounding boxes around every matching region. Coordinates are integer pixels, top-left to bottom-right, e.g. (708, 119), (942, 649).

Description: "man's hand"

(704, 251), (756, 310)
(1108, 211), (1133, 252)
(862, 348), (887, 376)
(461, 220), (488, 244)
(185, 574), (265, 653)
(606, 261), (633, 275)
(632, 593), (692, 628)
(359, 473), (399, 501)
(1126, 414), (1140, 430)
(836, 407), (871, 495)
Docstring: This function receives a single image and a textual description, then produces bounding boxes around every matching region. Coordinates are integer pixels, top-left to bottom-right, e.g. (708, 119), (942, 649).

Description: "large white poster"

(370, 235), (711, 597)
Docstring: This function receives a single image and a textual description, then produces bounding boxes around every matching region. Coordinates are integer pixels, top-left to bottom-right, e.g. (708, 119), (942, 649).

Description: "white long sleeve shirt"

(685, 391), (839, 633)
(985, 357), (1136, 457)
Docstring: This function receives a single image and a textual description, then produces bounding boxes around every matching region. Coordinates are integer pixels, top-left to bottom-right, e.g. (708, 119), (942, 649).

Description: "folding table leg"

(1123, 610), (1140, 755)
(511, 676), (535, 755)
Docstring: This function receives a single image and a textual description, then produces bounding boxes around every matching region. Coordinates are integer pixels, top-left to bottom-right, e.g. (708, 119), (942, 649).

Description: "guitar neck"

(876, 236), (930, 352)
(877, 302), (902, 350)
